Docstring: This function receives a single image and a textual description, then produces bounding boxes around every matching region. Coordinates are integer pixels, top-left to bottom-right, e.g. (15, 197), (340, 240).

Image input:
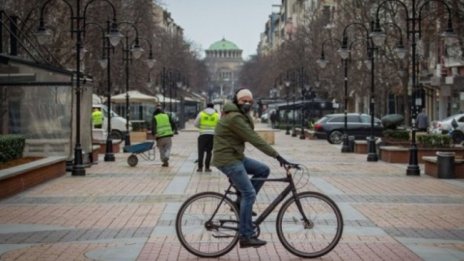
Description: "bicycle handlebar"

(283, 163), (301, 171)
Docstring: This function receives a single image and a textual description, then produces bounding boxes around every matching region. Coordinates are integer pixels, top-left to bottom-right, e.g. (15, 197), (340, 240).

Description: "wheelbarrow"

(123, 141), (155, 167)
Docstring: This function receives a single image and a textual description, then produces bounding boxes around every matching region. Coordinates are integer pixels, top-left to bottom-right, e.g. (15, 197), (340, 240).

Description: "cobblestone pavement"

(0, 122), (463, 261)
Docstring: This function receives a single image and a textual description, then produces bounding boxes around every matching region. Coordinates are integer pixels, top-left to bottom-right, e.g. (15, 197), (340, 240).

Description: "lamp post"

(119, 22), (144, 147)
(86, 20), (121, 162)
(317, 38), (352, 152)
(291, 72), (297, 138)
(371, 0), (456, 175)
(35, 0), (122, 176)
(284, 72), (291, 135)
(299, 75), (311, 140)
(338, 23), (378, 161)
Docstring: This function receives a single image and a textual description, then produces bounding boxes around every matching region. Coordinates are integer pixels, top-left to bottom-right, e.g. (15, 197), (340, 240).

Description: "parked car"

(92, 104), (132, 140)
(166, 111), (180, 127)
(313, 113), (383, 144)
(431, 113), (464, 143)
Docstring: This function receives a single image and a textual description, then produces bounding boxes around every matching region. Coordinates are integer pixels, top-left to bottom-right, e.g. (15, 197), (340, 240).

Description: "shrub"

(417, 134), (451, 148)
(0, 135), (25, 163)
(381, 114), (404, 129)
(383, 129), (409, 140)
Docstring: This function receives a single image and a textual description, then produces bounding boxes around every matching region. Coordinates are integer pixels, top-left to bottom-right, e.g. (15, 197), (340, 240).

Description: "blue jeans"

(217, 157), (270, 239)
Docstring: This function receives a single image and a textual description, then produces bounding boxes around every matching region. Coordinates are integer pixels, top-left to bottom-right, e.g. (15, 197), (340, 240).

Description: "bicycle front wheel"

(276, 191), (343, 258)
(175, 192), (239, 258)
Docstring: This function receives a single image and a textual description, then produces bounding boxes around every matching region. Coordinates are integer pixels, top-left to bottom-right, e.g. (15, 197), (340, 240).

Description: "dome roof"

(208, 38), (240, 51)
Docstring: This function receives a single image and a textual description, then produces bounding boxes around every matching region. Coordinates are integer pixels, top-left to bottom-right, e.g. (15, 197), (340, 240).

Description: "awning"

(111, 90), (158, 104)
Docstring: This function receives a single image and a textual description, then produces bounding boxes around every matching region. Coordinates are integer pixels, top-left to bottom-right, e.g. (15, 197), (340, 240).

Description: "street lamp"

(284, 73), (292, 135)
(36, 0), (122, 176)
(318, 38), (353, 152)
(119, 22), (144, 147)
(86, 20), (120, 162)
(371, 0), (456, 175)
(299, 74), (311, 140)
(291, 71), (297, 138)
(338, 23), (378, 161)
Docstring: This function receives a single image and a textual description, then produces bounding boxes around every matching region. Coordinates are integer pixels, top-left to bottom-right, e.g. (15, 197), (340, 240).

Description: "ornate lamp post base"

(104, 138), (115, 161)
(299, 130), (305, 140)
(407, 147), (420, 175)
(124, 133), (131, 147)
(367, 136), (378, 161)
(291, 128), (297, 137)
(286, 126), (290, 135)
(72, 147), (85, 176)
(341, 135), (351, 153)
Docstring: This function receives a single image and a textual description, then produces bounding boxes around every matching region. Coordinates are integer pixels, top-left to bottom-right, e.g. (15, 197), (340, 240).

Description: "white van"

(92, 104), (132, 140)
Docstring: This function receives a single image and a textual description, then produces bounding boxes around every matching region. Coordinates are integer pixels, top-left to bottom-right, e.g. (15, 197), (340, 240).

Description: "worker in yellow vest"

(152, 107), (176, 167)
(194, 103), (219, 172)
(92, 107), (104, 129)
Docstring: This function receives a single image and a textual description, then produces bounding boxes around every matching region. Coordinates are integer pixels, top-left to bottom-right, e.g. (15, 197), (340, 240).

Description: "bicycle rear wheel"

(175, 192), (239, 257)
(276, 191), (343, 258)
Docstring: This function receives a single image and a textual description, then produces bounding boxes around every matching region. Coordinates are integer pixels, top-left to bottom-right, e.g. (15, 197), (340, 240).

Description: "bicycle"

(175, 164), (343, 258)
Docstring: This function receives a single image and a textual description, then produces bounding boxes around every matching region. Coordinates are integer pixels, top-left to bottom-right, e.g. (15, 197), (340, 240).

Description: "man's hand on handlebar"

(276, 155), (300, 169)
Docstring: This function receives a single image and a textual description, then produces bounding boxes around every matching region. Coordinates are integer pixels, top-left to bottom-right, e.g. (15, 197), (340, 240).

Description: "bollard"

(348, 136), (355, 152)
(436, 151), (455, 179)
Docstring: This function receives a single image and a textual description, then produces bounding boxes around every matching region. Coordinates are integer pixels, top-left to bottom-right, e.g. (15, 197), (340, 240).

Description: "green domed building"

(204, 38), (243, 101)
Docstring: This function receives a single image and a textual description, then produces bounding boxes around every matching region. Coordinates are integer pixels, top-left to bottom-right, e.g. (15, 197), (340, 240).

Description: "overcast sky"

(162, 0), (281, 60)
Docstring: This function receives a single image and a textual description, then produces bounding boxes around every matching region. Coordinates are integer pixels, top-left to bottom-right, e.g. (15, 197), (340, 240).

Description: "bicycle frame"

(207, 170), (312, 233)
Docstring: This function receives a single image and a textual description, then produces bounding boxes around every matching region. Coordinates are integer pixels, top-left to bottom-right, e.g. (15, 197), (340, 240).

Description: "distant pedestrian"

(194, 103), (219, 172)
(152, 107), (176, 167)
(92, 107), (104, 129)
(270, 110), (277, 129)
(416, 108), (429, 132)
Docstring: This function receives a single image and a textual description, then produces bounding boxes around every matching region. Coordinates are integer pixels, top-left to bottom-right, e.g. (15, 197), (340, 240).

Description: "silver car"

(431, 113), (464, 143)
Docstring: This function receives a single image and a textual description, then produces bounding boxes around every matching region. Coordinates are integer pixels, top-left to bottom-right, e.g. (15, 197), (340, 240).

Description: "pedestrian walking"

(212, 88), (292, 248)
(152, 106), (176, 167)
(92, 107), (104, 129)
(194, 102), (219, 172)
(270, 110), (277, 129)
(416, 107), (429, 132)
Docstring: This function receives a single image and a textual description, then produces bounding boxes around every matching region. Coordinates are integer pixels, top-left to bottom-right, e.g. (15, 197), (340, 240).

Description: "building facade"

(204, 38), (244, 102)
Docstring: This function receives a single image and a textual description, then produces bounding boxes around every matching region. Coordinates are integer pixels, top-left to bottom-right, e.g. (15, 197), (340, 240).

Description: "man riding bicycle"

(212, 88), (291, 248)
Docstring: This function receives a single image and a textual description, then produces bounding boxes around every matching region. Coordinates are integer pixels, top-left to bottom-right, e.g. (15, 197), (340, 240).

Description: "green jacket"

(212, 103), (278, 167)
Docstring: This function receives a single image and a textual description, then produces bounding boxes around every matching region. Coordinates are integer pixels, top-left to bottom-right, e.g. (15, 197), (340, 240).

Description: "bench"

(422, 156), (464, 179)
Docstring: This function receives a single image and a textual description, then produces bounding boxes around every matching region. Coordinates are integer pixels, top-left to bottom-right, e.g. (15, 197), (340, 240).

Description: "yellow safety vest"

(92, 110), (103, 125)
(155, 113), (173, 137)
(199, 111), (219, 134)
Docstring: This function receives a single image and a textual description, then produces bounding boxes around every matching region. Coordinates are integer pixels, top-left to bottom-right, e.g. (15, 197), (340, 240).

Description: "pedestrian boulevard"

(0, 122), (463, 261)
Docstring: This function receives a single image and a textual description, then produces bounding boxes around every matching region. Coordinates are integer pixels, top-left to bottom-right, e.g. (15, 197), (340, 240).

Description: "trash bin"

(348, 136), (355, 152)
(436, 151), (455, 179)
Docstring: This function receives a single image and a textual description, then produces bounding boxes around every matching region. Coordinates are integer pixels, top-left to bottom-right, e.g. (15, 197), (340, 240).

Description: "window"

(329, 116), (344, 123)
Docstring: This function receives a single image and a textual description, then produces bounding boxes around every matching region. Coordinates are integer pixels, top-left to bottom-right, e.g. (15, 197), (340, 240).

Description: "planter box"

(423, 156), (464, 179)
(0, 156), (66, 199)
(354, 140), (368, 154)
(256, 129), (276, 145)
(380, 146), (464, 164)
(130, 131), (148, 143)
(94, 141), (121, 154)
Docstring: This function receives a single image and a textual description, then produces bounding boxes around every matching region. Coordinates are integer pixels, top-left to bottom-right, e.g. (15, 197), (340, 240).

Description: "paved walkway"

(0, 121), (463, 261)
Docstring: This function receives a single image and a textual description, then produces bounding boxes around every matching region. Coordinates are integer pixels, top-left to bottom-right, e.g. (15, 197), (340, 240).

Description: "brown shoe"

(205, 168), (212, 172)
(162, 162), (169, 167)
